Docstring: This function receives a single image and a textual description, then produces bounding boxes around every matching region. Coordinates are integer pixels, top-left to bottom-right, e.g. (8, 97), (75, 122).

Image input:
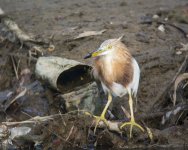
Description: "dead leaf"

(74, 29), (106, 39)
(10, 127), (31, 141)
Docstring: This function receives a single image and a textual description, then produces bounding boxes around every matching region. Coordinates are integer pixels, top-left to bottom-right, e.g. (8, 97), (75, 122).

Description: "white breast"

(101, 58), (140, 98)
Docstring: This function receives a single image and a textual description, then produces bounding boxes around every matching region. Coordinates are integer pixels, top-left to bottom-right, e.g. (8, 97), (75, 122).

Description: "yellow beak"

(91, 51), (102, 57)
(84, 50), (103, 59)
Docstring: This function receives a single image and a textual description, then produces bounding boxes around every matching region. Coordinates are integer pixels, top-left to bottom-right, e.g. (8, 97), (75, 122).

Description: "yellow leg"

(93, 93), (112, 133)
(120, 89), (144, 138)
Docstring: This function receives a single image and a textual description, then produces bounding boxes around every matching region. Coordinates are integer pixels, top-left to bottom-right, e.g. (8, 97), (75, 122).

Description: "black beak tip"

(84, 53), (91, 59)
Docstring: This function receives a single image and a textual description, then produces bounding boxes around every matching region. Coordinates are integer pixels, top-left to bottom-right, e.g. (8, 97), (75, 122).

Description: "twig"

(59, 111), (66, 126)
(2, 114), (58, 126)
(0, 52), (37, 62)
(121, 105), (130, 119)
(10, 56), (19, 80)
(5, 87), (27, 111)
(65, 125), (74, 141)
(121, 143), (188, 149)
(20, 112), (79, 148)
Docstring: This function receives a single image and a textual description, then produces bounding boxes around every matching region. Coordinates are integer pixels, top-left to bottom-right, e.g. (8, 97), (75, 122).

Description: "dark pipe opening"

(57, 65), (93, 93)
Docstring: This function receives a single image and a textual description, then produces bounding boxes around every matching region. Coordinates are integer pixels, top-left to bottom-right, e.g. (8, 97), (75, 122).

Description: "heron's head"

(84, 36), (123, 59)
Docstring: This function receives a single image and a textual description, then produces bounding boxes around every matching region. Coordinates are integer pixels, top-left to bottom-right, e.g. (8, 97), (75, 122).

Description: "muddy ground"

(0, 0), (188, 149)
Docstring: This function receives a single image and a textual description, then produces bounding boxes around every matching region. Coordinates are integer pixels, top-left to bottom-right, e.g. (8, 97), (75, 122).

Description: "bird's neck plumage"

(93, 45), (133, 89)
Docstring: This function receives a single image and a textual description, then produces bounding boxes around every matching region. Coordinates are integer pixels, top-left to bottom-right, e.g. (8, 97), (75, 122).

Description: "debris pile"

(0, 5), (188, 149)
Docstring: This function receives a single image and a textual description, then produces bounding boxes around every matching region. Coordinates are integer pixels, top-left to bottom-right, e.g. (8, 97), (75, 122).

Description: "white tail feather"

(129, 58), (140, 97)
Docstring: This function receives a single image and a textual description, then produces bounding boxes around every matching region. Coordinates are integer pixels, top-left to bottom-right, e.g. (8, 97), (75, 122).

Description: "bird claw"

(120, 120), (144, 138)
(93, 115), (108, 134)
(84, 111), (108, 134)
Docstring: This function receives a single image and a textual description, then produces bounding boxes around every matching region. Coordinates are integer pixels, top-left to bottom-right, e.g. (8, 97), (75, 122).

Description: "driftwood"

(0, 14), (49, 45)
(151, 55), (188, 111)
(0, 11), (53, 57)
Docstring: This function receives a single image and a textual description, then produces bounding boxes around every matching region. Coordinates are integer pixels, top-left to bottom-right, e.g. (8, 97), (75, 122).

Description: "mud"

(0, 0), (188, 149)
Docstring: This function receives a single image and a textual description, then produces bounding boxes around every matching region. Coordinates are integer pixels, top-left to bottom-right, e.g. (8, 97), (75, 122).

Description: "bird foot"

(84, 112), (108, 134)
(120, 119), (144, 138)
(93, 114), (108, 133)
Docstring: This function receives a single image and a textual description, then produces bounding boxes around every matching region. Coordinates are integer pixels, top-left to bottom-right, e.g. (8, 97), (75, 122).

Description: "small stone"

(139, 14), (153, 24)
(152, 14), (159, 19)
(164, 17), (168, 21)
(136, 32), (150, 43)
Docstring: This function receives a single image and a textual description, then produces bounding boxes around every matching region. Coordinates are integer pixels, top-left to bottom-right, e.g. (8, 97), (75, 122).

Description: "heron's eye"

(107, 45), (112, 49)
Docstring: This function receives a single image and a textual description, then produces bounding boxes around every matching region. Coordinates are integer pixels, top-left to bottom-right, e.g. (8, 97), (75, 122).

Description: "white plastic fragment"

(158, 24), (165, 32)
(176, 51), (182, 55)
(173, 106), (181, 115)
(9, 127), (31, 140)
(161, 106), (183, 124)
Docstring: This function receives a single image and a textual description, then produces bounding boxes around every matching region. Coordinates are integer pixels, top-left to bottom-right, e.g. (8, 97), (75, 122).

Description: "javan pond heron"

(84, 37), (144, 138)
